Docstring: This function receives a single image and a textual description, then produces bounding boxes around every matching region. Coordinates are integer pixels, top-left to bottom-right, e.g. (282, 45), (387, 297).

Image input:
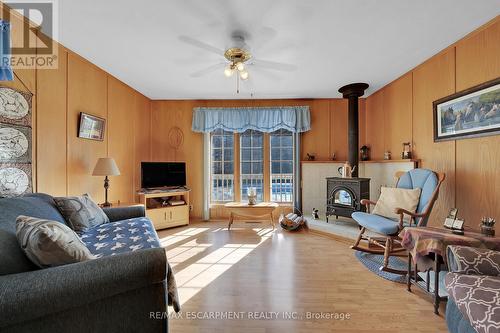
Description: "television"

(141, 162), (186, 189)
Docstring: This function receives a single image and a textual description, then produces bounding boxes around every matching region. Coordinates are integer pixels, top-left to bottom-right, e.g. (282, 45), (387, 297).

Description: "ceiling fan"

(179, 31), (296, 93)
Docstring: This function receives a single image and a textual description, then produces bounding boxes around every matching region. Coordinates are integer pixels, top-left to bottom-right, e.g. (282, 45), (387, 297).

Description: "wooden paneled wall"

(151, 98), (361, 219)
(1, 6), (152, 203)
(364, 16), (500, 228)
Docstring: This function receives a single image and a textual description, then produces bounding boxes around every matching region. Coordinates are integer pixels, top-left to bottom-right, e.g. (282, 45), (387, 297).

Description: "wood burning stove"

(323, 83), (371, 222)
(326, 177), (370, 222)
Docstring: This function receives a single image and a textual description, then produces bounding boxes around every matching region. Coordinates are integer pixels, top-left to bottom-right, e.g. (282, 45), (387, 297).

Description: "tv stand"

(139, 188), (190, 230)
(140, 186), (188, 194)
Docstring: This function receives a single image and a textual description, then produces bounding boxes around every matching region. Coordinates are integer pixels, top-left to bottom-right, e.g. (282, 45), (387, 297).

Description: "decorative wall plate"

(0, 166), (30, 197)
(168, 126), (184, 150)
(0, 86), (33, 197)
(0, 87), (32, 127)
(0, 125), (30, 162)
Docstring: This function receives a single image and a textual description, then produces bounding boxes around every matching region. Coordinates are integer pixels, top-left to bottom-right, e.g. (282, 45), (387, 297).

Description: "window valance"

(192, 106), (311, 133)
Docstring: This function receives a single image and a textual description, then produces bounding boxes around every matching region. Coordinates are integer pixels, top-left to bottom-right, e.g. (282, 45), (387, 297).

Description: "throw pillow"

(372, 187), (421, 222)
(54, 194), (109, 232)
(16, 215), (95, 268)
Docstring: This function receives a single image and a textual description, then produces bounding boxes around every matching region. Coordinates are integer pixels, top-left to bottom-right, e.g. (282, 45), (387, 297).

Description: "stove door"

(327, 186), (357, 209)
(334, 189), (353, 206)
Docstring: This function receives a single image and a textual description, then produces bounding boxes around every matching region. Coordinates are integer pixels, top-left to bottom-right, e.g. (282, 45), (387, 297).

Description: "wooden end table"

(401, 226), (500, 315)
(224, 202), (279, 230)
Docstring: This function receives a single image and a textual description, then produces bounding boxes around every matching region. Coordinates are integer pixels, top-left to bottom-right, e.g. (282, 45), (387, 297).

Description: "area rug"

(355, 251), (407, 283)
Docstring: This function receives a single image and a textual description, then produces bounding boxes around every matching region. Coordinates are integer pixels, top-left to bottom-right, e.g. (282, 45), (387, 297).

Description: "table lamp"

(92, 157), (120, 207)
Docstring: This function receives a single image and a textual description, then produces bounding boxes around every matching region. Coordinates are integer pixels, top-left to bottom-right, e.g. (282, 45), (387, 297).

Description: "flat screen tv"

(141, 162), (186, 189)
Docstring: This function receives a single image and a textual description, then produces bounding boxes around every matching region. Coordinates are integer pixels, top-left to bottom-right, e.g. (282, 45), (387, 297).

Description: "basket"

(279, 212), (307, 231)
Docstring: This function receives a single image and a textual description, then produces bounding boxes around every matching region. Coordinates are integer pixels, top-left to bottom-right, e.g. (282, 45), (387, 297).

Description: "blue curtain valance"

(192, 106), (311, 133)
(0, 20), (14, 81)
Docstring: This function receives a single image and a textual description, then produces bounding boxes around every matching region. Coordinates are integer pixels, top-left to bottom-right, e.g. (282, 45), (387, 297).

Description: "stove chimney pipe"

(338, 83), (369, 178)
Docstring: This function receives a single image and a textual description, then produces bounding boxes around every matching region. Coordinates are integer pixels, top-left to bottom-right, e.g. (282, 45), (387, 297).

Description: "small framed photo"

(78, 112), (106, 141)
(447, 208), (458, 220)
(444, 208), (460, 230)
(444, 218), (455, 229)
(453, 219), (465, 231)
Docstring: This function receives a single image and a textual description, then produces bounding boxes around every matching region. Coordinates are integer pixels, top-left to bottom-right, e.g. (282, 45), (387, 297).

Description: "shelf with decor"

(359, 159), (420, 164)
(301, 159), (419, 164)
(301, 160), (347, 164)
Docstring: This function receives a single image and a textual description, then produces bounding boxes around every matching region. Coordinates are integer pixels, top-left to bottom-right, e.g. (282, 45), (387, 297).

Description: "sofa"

(0, 193), (170, 333)
(445, 245), (500, 333)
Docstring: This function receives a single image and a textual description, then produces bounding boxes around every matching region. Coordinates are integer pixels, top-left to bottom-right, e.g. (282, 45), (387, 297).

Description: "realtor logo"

(2, 0), (58, 69)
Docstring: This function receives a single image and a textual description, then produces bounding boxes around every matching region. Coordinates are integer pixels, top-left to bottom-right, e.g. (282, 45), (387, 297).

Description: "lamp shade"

(92, 158), (121, 176)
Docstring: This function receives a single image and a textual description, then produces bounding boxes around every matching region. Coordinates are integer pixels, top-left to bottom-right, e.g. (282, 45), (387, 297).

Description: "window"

(210, 129), (234, 202)
(240, 130), (264, 202)
(209, 129), (295, 205)
(270, 129), (293, 202)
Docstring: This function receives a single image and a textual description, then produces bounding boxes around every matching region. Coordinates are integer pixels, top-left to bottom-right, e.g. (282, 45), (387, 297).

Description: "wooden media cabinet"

(139, 187), (190, 230)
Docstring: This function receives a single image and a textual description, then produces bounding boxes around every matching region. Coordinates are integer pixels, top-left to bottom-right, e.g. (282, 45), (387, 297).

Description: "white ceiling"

(54, 0), (500, 100)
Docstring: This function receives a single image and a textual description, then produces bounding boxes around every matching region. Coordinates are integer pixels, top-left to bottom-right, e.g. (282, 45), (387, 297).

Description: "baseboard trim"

(308, 228), (353, 245)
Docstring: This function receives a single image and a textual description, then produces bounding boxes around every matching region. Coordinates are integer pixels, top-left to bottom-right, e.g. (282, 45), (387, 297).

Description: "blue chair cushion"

(397, 169), (438, 216)
(352, 212), (400, 235)
(80, 217), (160, 258)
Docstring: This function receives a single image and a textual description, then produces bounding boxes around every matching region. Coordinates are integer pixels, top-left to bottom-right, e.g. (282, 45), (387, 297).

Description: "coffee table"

(224, 202), (279, 230)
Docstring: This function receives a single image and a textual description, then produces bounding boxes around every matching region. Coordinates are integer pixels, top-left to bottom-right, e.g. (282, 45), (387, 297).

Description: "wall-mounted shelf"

(360, 159), (420, 164)
(301, 159), (420, 164)
(301, 160), (347, 164)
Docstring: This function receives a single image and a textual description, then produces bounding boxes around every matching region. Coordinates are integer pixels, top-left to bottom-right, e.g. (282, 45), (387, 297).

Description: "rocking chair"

(351, 168), (445, 274)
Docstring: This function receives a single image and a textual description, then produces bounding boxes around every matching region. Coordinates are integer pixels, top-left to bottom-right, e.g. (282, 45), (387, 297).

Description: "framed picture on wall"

(433, 77), (500, 142)
(78, 112), (106, 141)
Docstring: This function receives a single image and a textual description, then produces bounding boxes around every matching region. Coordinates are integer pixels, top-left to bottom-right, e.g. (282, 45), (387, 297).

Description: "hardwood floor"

(157, 221), (448, 333)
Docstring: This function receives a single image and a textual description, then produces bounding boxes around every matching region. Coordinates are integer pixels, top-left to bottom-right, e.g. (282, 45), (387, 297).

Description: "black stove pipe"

(338, 83), (369, 178)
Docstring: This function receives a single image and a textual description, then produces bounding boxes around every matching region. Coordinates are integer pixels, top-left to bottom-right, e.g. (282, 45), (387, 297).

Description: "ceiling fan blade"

(252, 59), (297, 72)
(190, 63), (226, 78)
(179, 35), (224, 56)
(249, 66), (281, 81)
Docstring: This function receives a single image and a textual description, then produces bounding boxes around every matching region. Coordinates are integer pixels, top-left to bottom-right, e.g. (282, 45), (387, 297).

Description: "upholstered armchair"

(351, 168), (445, 274)
(445, 246), (500, 333)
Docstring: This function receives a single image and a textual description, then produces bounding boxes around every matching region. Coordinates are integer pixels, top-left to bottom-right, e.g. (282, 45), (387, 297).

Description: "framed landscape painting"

(433, 77), (500, 142)
(78, 112), (106, 141)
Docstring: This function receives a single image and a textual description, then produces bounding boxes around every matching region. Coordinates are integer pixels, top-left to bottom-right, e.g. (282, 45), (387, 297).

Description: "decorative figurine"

(306, 153), (316, 161)
(331, 152), (336, 161)
(247, 187), (257, 205)
(312, 208), (319, 220)
(360, 145), (370, 161)
(384, 151), (391, 160)
(402, 142), (412, 159)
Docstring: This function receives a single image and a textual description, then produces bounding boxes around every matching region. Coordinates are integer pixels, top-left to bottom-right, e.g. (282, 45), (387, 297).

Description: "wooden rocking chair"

(351, 168), (445, 275)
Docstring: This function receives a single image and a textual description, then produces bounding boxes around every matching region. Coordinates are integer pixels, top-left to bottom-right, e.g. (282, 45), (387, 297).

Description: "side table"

(400, 226), (500, 315)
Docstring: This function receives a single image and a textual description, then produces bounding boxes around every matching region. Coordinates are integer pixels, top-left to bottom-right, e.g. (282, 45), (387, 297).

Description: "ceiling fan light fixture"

(239, 70), (249, 80)
(236, 62), (245, 71)
(224, 65), (234, 77)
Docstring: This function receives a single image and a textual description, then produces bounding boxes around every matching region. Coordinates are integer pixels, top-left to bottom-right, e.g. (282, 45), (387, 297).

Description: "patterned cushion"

(16, 215), (95, 268)
(448, 246), (500, 276)
(445, 272), (500, 333)
(80, 217), (160, 258)
(54, 194), (110, 232)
